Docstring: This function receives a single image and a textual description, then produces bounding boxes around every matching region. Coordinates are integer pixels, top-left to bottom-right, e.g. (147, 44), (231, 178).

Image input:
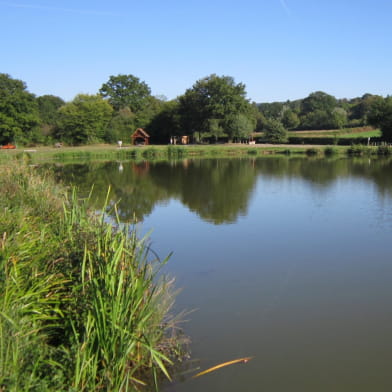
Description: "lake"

(50, 156), (392, 392)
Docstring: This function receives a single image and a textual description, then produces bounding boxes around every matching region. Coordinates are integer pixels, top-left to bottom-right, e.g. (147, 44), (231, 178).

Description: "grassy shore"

(0, 163), (185, 391)
(2, 141), (391, 164)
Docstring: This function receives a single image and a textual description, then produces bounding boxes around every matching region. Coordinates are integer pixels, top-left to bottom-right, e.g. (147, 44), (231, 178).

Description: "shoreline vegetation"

(0, 163), (186, 391)
(1, 140), (391, 163)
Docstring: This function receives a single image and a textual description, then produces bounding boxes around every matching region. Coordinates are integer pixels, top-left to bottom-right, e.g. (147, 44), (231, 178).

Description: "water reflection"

(48, 157), (392, 224)
(46, 156), (392, 392)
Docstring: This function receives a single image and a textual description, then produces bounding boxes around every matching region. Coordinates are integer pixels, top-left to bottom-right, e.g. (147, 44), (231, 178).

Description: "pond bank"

(1, 143), (390, 163)
(0, 163), (186, 391)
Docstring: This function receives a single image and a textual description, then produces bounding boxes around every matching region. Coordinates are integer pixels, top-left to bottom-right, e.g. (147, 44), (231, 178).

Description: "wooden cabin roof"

(132, 128), (150, 138)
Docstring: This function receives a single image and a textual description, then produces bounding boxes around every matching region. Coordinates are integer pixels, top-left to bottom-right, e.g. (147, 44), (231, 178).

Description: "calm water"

(51, 157), (392, 392)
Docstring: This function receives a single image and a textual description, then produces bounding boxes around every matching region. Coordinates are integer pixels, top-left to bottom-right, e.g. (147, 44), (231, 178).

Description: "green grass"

(288, 126), (380, 138)
(0, 144), (342, 163)
(0, 163), (186, 391)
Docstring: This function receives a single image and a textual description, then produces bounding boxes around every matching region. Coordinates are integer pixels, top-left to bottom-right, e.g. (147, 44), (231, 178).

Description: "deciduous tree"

(0, 73), (40, 145)
(99, 74), (151, 112)
(264, 119), (288, 143)
(368, 96), (392, 142)
(178, 74), (253, 139)
(56, 94), (113, 145)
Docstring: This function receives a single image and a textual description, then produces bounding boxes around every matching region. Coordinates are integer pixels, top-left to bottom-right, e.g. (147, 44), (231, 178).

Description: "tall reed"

(0, 163), (185, 391)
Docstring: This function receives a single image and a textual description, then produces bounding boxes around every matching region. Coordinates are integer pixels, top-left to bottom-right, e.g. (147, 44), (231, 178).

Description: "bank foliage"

(0, 72), (390, 146)
(0, 163), (184, 391)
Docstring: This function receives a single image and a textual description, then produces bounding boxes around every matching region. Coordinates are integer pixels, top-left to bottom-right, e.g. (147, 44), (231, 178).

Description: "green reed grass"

(0, 163), (185, 391)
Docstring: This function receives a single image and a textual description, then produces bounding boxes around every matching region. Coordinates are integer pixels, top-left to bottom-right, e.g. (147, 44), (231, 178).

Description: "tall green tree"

(0, 73), (40, 145)
(147, 99), (182, 144)
(37, 95), (65, 141)
(282, 109), (300, 129)
(99, 74), (151, 112)
(301, 91), (337, 114)
(37, 95), (64, 124)
(178, 74), (253, 139)
(226, 113), (255, 141)
(263, 119), (288, 143)
(56, 94), (113, 145)
(368, 96), (392, 142)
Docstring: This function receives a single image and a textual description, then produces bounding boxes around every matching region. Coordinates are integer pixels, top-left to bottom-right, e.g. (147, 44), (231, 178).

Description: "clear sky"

(1, 0), (391, 103)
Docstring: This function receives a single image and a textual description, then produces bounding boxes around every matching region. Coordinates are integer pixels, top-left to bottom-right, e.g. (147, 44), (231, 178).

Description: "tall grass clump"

(247, 149), (258, 156)
(0, 163), (186, 391)
(167, 146), (188, 159)
(324, 146), (337, 157)
(346, 144), (372, 156)
(377, 145), (392, 156)
(305, 147), (320, 156)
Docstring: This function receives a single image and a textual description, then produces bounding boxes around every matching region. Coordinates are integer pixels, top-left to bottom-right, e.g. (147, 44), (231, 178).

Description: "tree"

(0, 73), (40, 145)
(331, 107), (347, 129)
(36, 95), (65, 142)
(264, 119), (288, 143)
(106, 107), (136, 143)
(257, 102), (285, 120)
(37, 95), (64, 124)
(56, 94), (113, 145)
(147, 99), (182, 144)
(207, 118), (224, 142)
(368, 96), (392, 142)
(301, 91), (337, 114)
(282, 109), (300, 129)
(99, 74), (151, 112)
(226, 113), (255, 141)
(178, 74), (253, 138)
(349, 94), (382, 125)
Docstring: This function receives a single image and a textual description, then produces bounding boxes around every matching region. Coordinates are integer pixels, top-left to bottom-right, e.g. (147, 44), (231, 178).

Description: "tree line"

(1, 72), (391, 146)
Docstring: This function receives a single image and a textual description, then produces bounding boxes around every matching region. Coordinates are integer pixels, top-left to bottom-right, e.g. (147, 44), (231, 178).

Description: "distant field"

(338, 129), (381, 138)
(289, 126), (381, 139)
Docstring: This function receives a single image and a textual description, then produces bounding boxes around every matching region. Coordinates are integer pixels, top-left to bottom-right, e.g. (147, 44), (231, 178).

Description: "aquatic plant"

(0, 163), (185, 391)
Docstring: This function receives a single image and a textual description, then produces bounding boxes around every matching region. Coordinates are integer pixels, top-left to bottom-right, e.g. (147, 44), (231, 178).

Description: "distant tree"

(264, 119), (288, 143)
(257, 102), (285, 120)
(147, 99), (182, 144)
(106, 107), (136, 143)
(36, 95), (65, 142)
(368, 96), (392, 142)
(37, 95), (64, 124)
(178, 74), (253, 138)
(56, 94), (113, 145)
(134, 96), (165, 129)
(226, 113), (255, 141)
(99, 74), (151, 112)
(349, 94), (382, 125)
(207, 118), (224, 142)
(282, 109), (300, 129)
(301, 91), (337, 114)
(331, 107), (348, 129)
(0, 73), (40, 145)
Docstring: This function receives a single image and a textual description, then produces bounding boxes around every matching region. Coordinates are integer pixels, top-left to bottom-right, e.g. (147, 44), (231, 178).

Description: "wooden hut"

(131, 128), (150, 145)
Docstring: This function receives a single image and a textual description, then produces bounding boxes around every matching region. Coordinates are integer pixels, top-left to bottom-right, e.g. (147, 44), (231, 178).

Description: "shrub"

(305, 148), (320, 156)
(324, 147), (337, 156)
(377, 145), (392, 155)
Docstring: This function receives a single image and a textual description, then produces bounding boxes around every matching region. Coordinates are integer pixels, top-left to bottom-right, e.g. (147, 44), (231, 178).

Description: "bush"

(263, 119), (288, 143)
(377, 145), (392, 155)
(346, 144), (372, 156)
(324, 147), (337, 156)
(306, 148), (320, 156)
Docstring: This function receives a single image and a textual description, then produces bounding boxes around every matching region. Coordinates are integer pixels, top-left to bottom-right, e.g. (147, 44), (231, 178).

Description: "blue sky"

(1, 0), (391, 103)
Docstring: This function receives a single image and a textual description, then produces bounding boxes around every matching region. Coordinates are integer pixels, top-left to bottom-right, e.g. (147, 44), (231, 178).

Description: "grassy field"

(288, 126), (381, 139)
